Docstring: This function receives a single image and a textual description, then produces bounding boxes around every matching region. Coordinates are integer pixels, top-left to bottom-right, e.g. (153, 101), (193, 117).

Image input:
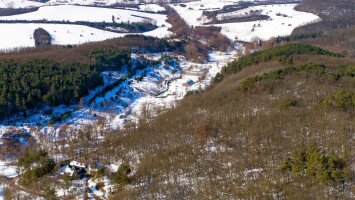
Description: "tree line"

(0, 47), (134, 119)
(0, 20), (158, 33)
(213, 43), (341, 83)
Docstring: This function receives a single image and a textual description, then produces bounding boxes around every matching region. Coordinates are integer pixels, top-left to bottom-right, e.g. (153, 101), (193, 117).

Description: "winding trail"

(10, 177), (45, 198)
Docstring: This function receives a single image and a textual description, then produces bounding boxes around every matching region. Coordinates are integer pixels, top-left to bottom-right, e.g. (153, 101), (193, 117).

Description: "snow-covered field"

(0, 0), (43, 8)
(0, 1), (320, 50)
(0, 0), (321, 138)
(45, 0), (142, 7)
(218, 4), (320, 41)
(139, 4), (165, 13)
(0, 5), (167, 25)
(0, 23), (123, 50)
(172, 2), (320, 41)
(0, 4), (171, 50)
(0, 0), (137, 8)
(0, 0), (165, 9)
(46, 0), (129, 6)
(0, 22), (170, 51)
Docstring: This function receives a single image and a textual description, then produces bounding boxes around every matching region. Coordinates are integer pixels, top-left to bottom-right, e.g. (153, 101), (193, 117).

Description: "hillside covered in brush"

(99, 42), (354, 199)
(0, 0), (353, 199)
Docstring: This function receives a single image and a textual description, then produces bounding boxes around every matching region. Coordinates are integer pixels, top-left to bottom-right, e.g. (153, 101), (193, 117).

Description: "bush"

(281, 144), (350, 184)
(18, 149), (49, 168)
(48, 111), (73, 125)
(18, 150), (56, 186)
(281, 98), (300, 108)
(88, 78), (126, 105)
(318, 90), (355, 111)
(96, 167), (106, 178)
(0, 60), (102, 119)
(96, 182), (105, 191)
(112, 163), (131, 185)
(239, 66), (297, 91)
(194, 121), (213, 139)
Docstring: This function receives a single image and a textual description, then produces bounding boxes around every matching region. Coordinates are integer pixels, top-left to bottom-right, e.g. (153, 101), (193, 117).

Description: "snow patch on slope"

(0, 161), (18, 178)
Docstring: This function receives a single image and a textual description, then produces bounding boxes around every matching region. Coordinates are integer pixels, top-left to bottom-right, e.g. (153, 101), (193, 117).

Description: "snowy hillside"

(0, 0), (353, 199)
(172, 2), (320, 41)
(0, 23), (171, 51)
(0, 0), (322, 140)
(0, 0), (320, 50)
(0, 0), (322, 133)
(0, 50), (237, 131)
(0, 4), (171, 50)
(0, 23), (122, 50)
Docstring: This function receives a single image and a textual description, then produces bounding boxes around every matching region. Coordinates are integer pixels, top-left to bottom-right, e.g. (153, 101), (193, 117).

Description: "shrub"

(112, 163), (132, 185)
(281, 98), (300, 108)
(281, 144), (350, 184)
(18, 150), (56, 186)
(96, 182), (105, 192)
(44, 186), (57, 200)
(96, 167), (106, 178)
(194, 121), (213, 139)
(48, 111), (73, 125)
(317, 90), (355, 111)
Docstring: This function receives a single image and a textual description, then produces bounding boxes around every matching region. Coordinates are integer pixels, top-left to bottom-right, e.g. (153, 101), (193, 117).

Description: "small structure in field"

(71, 160), (101, 172)
(182, 80), (195, 90)
(58, 159), (103, 179)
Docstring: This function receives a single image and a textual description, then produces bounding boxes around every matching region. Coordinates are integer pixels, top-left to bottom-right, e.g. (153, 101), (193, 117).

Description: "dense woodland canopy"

(0, 34), (186, 119)
(0, 47), (134, 119)
(89, 48), (131, 71)
(215, 43), (341, 80)
(0, 60), (102, 118)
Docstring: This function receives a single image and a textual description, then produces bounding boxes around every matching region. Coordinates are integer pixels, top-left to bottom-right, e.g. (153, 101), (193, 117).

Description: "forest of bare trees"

(0, 0), (353, 199)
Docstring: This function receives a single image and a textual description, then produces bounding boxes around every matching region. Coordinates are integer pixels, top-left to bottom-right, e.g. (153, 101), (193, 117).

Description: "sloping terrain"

(0, 0), (353, 199)
(99, 43), (354, 199)
(0, 0), (321, 50)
